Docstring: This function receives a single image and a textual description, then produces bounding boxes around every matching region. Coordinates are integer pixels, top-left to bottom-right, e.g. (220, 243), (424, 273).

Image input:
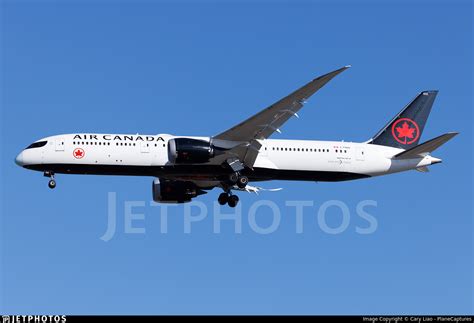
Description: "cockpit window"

(25, 141), (47, 149)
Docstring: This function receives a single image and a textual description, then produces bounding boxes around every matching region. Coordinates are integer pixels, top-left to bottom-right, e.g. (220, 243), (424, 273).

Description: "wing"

(214, 65), (350, 142)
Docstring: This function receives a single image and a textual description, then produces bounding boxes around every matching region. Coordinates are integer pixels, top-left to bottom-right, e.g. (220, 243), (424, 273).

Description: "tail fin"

(369, 91), (438, 149)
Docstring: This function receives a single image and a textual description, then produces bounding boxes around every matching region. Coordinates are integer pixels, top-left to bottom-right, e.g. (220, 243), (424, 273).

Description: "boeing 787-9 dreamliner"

(15, 66), (458, 207)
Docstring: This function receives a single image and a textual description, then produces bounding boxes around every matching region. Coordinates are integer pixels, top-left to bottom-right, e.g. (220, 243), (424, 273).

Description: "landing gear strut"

(44, 171), (56, 189)
(217, 192), (240, 208)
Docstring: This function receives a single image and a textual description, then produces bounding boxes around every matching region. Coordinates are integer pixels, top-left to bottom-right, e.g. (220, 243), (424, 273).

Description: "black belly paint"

(23, 163), (370, 182)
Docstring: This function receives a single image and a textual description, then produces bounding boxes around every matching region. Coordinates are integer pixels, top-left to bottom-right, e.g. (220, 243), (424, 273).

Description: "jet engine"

(152, 178), (206, 203)
(168, 138), (214, 164)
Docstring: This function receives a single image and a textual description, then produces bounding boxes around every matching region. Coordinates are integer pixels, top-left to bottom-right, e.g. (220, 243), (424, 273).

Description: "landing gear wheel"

(237, 176), (248, 189)
(45, 171), (56, 189)
(218, 192), (228, 205)
(227, 195), (239, 208)
(48, 179), (56, 189)
(229, 173), (239, 184)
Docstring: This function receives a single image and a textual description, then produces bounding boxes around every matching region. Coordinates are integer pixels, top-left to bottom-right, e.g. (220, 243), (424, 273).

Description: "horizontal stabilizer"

(392, 132), (458, 159)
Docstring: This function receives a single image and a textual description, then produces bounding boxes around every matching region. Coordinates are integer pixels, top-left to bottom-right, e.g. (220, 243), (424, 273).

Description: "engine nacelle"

(152, 178), (206, 203)
(168, 138), (214, 164)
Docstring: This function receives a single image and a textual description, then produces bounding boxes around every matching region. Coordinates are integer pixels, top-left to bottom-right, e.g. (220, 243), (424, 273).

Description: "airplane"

(15, 66), (458, 207)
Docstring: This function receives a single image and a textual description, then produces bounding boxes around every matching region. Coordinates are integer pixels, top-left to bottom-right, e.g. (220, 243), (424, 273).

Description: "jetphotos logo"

(100, 192), (378, 241)
(1, 316), (66, 323)
(391, 118), (420, 145)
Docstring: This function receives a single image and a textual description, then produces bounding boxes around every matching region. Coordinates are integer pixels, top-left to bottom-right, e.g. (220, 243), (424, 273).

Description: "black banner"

(0, 315), (473, 322)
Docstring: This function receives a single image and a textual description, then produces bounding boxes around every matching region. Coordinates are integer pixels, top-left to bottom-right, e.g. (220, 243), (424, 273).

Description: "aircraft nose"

(15, 151), (25, 166)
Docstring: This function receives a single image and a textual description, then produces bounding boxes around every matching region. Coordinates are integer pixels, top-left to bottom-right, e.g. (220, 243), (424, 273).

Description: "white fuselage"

(15, 133), (441, 185)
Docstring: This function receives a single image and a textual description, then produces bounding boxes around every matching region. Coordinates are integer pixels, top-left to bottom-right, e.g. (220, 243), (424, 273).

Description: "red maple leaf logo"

(391, 118), (419, 145)
(396, 122), (415, 141)
(73, 148), (84, 159)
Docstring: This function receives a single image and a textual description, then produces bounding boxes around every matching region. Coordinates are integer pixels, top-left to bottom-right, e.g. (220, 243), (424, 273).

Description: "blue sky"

(1, 0), (472, 315)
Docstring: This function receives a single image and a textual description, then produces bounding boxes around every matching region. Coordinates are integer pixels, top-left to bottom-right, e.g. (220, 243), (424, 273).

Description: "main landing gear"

(44, 171), (56, 189)
(218, 192), (240, 208)
(228, 172), (248, 189)
(217, 172), (248, 207)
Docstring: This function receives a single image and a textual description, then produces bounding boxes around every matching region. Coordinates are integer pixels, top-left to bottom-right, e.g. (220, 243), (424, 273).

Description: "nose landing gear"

(44, 171), (56, 189)
(48, 179), (56, 189)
